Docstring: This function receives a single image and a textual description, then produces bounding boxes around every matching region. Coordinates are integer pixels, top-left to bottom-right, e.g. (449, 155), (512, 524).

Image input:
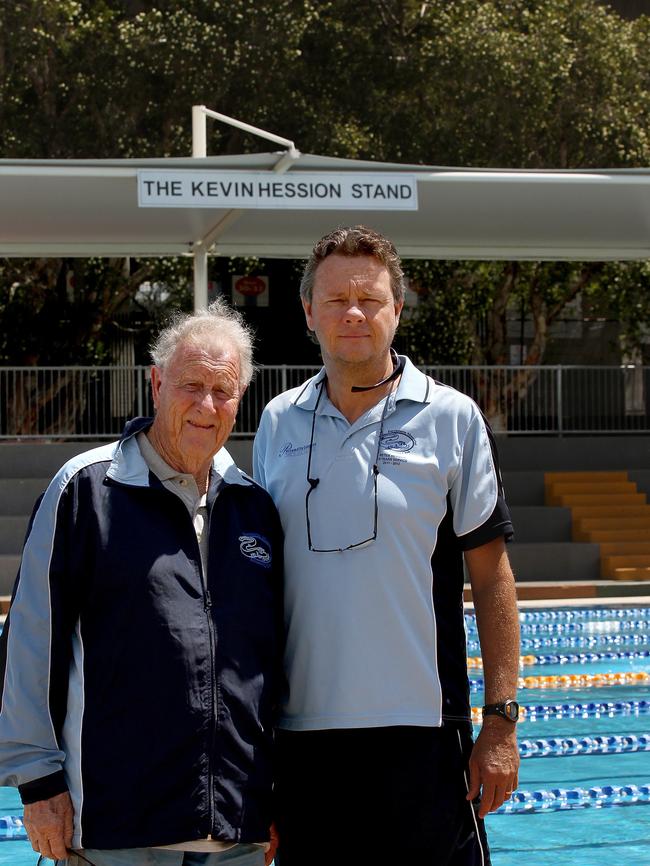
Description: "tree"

(0, 1), (320, 159)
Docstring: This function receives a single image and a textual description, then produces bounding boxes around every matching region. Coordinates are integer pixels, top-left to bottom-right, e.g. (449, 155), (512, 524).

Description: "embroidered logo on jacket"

(239, 534), (272, 568)
(380, 430), (416, 452)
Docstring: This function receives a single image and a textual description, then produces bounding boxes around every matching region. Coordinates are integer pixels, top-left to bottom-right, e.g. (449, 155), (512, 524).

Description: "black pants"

(274, 725), (490, 866)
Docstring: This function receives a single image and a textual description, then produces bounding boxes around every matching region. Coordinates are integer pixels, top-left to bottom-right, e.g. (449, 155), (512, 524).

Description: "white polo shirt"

(253, 356), (512, 731)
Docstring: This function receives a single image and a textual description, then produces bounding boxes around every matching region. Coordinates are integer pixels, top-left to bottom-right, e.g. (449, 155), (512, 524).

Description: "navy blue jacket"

(0, 418), (284, 850)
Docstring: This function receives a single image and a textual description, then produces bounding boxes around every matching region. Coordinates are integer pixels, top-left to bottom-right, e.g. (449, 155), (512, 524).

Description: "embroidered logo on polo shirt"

(239, 534), (272, 568)
(380, 430), (415, 452)
(278, 441), (311, 457)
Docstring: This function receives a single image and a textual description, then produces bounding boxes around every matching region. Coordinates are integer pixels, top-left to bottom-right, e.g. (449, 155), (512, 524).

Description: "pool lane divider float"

(0, 815), (25, 841)
(468, 634), (650, 653)
(471, 699), (650, 723)
(487, 634), (650, 652)
(516, 608), (649, 623)
(467, 619), (650, 637)
(465, 608), (650, 625)
(467, 649), (650, 668)
(517, 733), (650, 758)
(496, 783), (650, 814)
(469, 671), (650, 692)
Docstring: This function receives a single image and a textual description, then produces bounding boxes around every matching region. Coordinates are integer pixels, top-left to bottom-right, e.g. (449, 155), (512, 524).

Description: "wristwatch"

(482, 699), (520, 723)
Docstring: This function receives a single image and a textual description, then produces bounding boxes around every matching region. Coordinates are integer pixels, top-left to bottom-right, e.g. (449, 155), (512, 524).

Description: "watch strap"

(482, 700), (519, 722)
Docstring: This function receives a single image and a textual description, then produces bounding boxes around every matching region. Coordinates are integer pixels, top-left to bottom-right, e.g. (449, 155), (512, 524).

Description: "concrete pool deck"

(465, 593), (650, 611)
(464, 580), (650, 603)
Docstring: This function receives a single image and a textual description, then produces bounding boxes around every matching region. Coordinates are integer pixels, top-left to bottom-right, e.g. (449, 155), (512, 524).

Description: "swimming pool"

(480, 604), (650, 866)
(1, 603), (648, 865)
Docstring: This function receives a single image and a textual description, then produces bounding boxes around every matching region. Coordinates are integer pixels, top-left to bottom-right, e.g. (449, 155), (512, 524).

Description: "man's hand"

(23, 791), (73, 861)
(466, 717), (519, 818)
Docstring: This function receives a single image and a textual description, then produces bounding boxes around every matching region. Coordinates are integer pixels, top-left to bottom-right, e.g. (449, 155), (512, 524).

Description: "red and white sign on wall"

(231, 274), (269, 307)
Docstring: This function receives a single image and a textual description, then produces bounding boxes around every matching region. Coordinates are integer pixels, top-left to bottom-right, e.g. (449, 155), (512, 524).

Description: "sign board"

(137, 171), (418, 210)
(232, 274), (269, 307)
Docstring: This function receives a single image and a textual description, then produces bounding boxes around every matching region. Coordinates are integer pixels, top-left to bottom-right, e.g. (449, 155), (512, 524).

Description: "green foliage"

(598, 260), (650, 350)
(400, 259), (610, 365)
(0, 255), (192, 364)
(0, 1), (318, 159)
(397, 261), (492, 364)
(284, 0), (650, 167)
(4, 1), (648, 164)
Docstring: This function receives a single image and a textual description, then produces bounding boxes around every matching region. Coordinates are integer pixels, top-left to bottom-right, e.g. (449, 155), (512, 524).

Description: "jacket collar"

(106, 417), (252, 488)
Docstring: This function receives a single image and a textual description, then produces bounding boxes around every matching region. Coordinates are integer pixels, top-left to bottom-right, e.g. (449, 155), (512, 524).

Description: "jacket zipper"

(169, 487), (219, 838)
(167, 485), (218, 838)
(200, 496), (218, 839)
(203, 584), (217, 836)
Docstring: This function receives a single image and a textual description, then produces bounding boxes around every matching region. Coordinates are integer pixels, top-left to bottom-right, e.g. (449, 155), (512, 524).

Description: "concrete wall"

(495, 435), (650, 471)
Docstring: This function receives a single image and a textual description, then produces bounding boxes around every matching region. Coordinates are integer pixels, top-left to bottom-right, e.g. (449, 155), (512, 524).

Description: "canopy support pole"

(190, 105), (300, 310)
(193, 247), (208, 311)
(192, 105), (298, 155)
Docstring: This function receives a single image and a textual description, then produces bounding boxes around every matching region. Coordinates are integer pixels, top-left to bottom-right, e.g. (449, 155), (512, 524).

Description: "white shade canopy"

(2, 152), (650, 261)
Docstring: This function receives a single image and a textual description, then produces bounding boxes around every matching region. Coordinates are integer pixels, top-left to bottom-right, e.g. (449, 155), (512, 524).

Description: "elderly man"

(253, 226), (520, 866)
(0, 299), (283, 866)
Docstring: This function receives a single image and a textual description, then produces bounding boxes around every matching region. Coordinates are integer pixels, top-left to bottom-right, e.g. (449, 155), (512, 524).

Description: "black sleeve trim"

(458, 495), (514, 551)
(19, 770), (68, 805)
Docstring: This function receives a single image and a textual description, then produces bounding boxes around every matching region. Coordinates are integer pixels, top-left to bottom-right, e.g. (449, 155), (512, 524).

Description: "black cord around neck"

(350, 350), (404, 392)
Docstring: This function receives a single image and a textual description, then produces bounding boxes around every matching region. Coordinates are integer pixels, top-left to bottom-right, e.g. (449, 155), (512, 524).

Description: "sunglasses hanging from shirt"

(305, 352), (403, 553)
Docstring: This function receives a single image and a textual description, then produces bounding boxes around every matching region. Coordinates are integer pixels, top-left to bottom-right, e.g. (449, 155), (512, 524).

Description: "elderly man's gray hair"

(150, 297), (255, 387)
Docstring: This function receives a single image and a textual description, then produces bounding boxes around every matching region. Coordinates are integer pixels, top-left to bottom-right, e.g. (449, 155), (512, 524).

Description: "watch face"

(482, 700), (520, 722)
(504, 700), (520, 721)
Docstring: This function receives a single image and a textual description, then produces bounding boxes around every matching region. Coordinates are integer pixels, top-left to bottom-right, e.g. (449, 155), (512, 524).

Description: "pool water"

(483, 605), (650, 866)
(1, 605), (648, 866)
(486, 704), (650, 865)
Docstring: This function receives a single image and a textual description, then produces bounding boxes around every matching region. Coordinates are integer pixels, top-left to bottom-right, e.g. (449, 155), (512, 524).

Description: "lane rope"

(470, 699), (650, 723)
(465, 608), (650, 625)
(467, 649), (650, 668)
(497, 783), (650, 814)
(472, 634), (650, 653)
(0, 815), (25, 841)
(466, 619), (650, 637)
(469, 671), (650, 692)
(518, 733), (650, 758)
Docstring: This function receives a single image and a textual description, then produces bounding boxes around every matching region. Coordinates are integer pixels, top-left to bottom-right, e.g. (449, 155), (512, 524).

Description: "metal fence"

(1, 364), (649, 439)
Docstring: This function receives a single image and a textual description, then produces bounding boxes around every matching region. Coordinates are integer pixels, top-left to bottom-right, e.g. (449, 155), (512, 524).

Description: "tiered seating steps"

(545, 471), (650, 581)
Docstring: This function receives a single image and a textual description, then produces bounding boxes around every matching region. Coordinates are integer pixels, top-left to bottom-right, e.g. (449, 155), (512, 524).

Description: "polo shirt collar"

(292, 367), (328, 411)
(393, 355), (435, 404)
(136, 429), (185, 483)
